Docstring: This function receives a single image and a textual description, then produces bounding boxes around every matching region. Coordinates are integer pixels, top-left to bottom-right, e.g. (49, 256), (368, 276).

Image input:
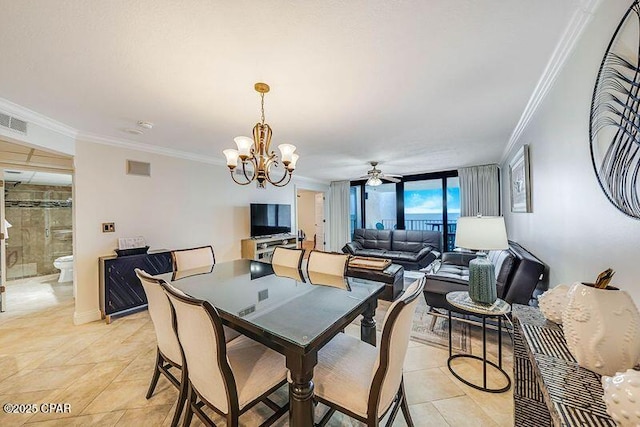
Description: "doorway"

(0, 138), (74, 314)
(296, 189), (325, 254)
(1, 169), (74, 313)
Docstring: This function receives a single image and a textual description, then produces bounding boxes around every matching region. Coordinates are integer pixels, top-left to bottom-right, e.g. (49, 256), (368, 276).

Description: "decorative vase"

(602, 369), (640, 426)
(468, 253), (496, 305)
(562, 282), (640, 376)
(538, 284), (570, 324)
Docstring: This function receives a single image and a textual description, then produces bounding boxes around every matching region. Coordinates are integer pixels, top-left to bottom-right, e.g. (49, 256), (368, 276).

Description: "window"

(349, 186), (362, 238)
(446, 177), (460, 251)
(351, 170), (460, 252)
(365, 183), (397, 230)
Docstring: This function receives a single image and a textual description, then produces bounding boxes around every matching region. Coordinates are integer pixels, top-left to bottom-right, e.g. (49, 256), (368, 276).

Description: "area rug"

(369, 274), (470, 352)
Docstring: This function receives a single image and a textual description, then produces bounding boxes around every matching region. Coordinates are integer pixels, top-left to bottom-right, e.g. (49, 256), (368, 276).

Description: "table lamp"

(455, 215), (508, 304)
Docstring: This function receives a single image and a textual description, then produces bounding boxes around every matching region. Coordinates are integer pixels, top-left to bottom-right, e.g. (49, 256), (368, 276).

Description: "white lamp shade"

(455, 216), (508, 250)
(234, 136), (254, 157)
(366, 176), (382, 186)
(287, 153), (299, 170)
(223, 149), (239, 167)
(278, 144), (296, 163)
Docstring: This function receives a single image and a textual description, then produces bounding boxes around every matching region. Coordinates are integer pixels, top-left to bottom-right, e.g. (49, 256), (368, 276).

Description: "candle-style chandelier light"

(223, 83), (299, 188)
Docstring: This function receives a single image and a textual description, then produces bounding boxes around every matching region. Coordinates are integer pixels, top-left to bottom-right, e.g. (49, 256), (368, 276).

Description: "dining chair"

(172, 245), (215, 271)
(135, 269), (186, 427)
(313, 277), (426, 427)
(271, 246), (305, 281)
(161, 282), (289, 427)
(271, 246), (304, 269)
(306, 250), (350, 289)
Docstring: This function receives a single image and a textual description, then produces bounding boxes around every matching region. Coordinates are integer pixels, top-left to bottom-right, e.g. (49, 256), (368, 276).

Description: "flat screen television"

(250, 203), (292, 237)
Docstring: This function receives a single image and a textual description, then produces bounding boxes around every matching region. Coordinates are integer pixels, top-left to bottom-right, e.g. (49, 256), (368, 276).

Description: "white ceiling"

(0, 1), (583, 182)
(4, 170), (72, 186)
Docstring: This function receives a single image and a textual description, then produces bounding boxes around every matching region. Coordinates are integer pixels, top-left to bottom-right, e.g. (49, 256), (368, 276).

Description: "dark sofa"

(342, 229), (441, 270)
(424, 240), (545, 312)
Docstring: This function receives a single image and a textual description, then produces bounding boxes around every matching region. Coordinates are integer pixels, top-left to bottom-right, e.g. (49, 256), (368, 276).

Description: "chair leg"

(169, 366), (188, 427)
(182, 383), (194, 427)
(399, 380), (415, 427)
(146, 349), (163, 399)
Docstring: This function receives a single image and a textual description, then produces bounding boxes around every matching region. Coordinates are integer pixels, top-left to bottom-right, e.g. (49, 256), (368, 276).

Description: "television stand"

(241, 234), (297, 263)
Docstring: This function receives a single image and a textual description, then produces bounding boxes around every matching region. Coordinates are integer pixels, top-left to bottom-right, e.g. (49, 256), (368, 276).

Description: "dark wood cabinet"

(99, 250), (173, 323)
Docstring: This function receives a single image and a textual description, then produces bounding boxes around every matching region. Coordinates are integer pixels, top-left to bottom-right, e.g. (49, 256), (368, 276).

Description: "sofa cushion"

(353, 229), (392, 250)
(383, 251), (420, 262)
(391, 230), (441, 253)
(354, 248), (387, 258)
(487, 250), (515, 298)
(432, 264), (469, 281)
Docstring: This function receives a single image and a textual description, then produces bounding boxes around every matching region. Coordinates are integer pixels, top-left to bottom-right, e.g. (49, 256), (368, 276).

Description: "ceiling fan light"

(234, 136), (254, 158)
(367, 176), (382, 186)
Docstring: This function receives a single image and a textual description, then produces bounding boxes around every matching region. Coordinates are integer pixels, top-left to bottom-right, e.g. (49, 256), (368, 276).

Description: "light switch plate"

(102, 222), (115, 233)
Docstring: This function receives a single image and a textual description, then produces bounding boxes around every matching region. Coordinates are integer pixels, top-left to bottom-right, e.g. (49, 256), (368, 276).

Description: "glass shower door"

(0, 176), (6, 311)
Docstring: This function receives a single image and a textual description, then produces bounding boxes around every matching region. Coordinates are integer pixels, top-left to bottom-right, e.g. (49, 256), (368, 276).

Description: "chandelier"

(223, 83), (299, 188)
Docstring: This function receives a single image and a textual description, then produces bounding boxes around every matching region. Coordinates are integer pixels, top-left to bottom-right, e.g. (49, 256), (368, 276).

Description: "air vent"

(0, 112), (28, 135)
(126, 160), (151, 177)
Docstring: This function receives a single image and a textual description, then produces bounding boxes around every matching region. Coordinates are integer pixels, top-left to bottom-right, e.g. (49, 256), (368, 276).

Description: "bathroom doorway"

(1, 168), (73, 313)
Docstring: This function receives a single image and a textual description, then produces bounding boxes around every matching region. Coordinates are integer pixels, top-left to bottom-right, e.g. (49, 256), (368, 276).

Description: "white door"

(314, 193), (325, 250)
(0, 176), (6, 311)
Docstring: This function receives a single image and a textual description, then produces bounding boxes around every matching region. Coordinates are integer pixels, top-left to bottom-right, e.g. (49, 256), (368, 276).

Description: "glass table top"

(157, 259), (385, 348)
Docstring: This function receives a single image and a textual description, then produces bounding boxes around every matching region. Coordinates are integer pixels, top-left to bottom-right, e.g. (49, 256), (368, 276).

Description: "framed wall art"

(509, 144), (531, 213)
(590, 0), (640, 219)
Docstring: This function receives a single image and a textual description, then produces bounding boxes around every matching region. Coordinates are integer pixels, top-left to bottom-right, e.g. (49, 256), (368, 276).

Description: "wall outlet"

(102, 222), (115, 233)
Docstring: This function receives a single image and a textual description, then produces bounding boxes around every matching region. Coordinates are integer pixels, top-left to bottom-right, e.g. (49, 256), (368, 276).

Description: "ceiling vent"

(0, 112), (28, 135)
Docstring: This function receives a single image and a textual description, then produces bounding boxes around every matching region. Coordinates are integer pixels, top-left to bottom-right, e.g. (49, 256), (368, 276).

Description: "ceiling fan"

(359, 162), (401, 186)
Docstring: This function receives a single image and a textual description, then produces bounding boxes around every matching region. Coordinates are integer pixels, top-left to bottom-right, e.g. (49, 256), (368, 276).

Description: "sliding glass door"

(365, 183), (397, 230)
(351, 170), (460, 251)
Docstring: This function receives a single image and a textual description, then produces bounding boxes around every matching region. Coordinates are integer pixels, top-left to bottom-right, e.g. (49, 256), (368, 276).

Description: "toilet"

(53, 255), (74, 282)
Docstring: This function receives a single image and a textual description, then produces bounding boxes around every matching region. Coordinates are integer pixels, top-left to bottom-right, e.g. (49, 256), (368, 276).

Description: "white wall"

(501, 0), (640, 305)
(73, 140), (328, 323)
(297, 190), (316, 241)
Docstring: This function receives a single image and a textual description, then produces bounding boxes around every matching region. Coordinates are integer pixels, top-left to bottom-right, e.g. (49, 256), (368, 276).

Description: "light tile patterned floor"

(0, 276), (514, 426)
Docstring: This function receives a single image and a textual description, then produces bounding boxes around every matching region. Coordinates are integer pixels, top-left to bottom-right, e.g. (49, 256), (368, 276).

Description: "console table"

(241, 235), (296, 262)
(512, 304), (615, 427)
(99, 250), (173, 323)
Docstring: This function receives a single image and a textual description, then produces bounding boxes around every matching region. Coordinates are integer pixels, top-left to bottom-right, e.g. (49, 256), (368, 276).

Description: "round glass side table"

(446, 291), (512, 393)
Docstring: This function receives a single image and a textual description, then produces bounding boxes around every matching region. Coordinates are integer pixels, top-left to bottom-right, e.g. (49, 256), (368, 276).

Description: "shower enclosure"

(4, 182), (72, 280)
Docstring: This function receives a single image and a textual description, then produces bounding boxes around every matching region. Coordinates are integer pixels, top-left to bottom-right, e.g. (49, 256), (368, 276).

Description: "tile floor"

(0, 276), (514, 426)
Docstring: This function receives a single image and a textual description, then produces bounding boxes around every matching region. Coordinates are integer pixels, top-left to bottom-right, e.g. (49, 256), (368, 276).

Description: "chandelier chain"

(260, 93), (265, 125)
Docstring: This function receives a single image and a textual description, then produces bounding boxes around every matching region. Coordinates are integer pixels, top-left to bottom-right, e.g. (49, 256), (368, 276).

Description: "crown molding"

(78, 131), (322, 183)
(294, 174), (331, 186)
(77, 132), (225, 165)
(0, 97), (78, 139)
(500, 0), (603, 163)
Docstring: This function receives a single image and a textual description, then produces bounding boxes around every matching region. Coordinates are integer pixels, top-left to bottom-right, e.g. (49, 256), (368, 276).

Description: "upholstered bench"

(346, 263), (404, 301)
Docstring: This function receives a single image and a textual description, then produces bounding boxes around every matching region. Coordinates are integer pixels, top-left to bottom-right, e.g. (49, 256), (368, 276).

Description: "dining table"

(157, 259), (387, 427)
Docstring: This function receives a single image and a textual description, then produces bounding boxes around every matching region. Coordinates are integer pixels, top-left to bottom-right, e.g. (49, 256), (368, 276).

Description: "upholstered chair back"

(371, 277), (425, 417)
(135, 269), (182, 366)
(306, 251), (349, 289)
(162, 283), (235, 414)
(172, 246), (215, 271)
(271, 246), (304, 270)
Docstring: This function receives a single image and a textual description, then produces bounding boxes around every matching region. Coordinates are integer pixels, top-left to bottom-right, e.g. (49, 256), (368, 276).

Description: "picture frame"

(509, 145), (531, 213)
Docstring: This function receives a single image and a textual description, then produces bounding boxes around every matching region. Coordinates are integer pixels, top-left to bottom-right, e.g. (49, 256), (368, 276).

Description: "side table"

(446, 291), (512, 393)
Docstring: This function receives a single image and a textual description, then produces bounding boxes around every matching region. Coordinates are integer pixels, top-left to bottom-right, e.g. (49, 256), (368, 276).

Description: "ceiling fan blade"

(382, 176), (400, 183)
